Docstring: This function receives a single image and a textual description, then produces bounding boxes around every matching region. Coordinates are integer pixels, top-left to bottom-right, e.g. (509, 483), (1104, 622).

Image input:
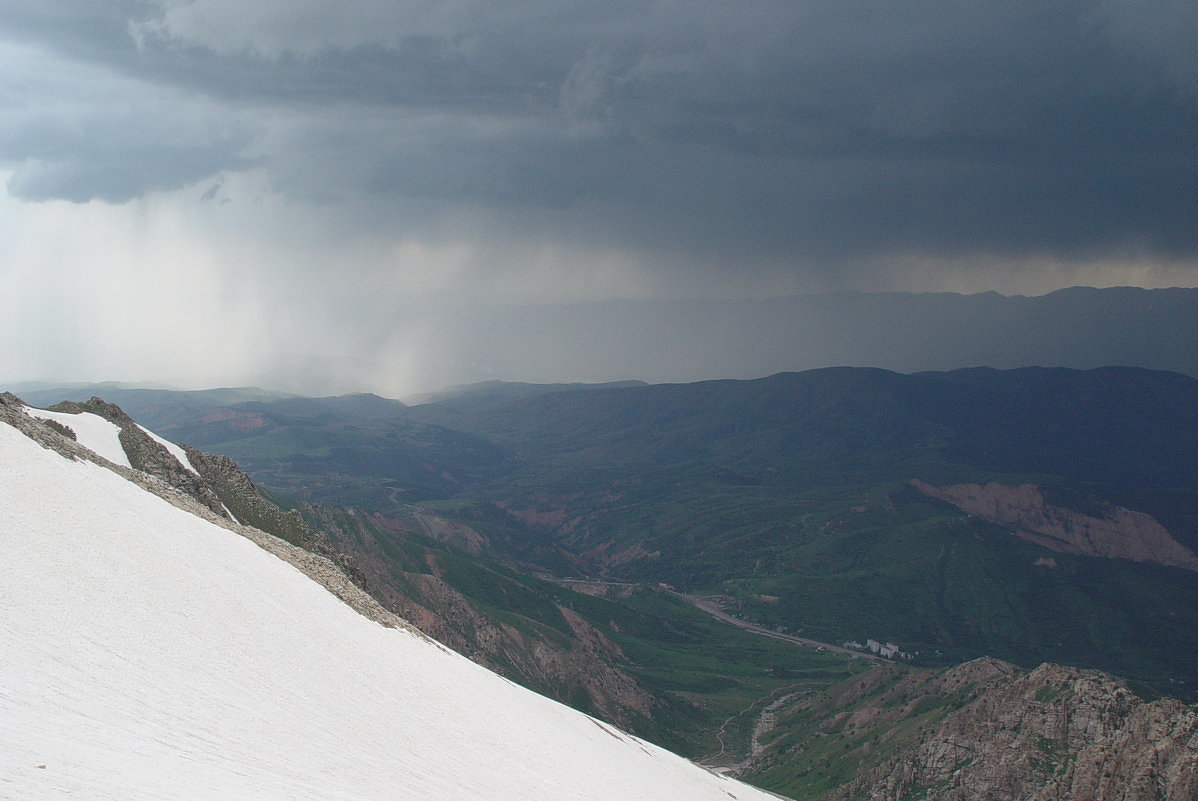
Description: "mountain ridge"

(356, 286), (1198, 388)
(0, 394), (782, 801)
(748, 657), (1198, 801)
(19, 367), (1198, 695)
(6, 389), (1197, 800)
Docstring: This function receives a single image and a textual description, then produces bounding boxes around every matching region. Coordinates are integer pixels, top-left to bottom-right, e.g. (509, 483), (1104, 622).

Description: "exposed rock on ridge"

(826, 660), (1198, 801)
(48, 397), (230, 519)
(181, 446), (333, 556)
(912, 480), (1198, 571)
(0, 393), (418, 637)
(5, 392), (656, 731)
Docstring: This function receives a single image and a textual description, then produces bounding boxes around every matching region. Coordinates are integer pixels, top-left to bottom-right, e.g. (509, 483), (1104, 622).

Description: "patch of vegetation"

(1034, 682), (1068, 704)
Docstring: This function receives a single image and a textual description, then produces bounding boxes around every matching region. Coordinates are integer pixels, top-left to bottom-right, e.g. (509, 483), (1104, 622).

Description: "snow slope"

(20, 406), (130, 467)
(0, 420), (778, 801)
(21, 405), (198, 476)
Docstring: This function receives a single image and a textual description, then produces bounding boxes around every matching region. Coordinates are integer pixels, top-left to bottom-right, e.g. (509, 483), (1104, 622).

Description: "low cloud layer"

(1, 1), (1195, 393)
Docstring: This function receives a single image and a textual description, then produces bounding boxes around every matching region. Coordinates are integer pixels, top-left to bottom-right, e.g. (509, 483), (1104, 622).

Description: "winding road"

(670, 591), (886, 664)
(556, 578), (885, 664)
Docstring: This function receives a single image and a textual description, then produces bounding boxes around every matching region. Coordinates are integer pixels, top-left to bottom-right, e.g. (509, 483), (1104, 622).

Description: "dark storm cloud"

(0, 64), (258, 204)
(0, 2), (258, 202)
(2, 0), (1194, 267)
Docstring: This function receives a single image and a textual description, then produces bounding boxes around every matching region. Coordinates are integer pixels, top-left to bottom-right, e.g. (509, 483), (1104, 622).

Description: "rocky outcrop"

(912, 480), (1198, 571)
(0, 393), (417, 636)
(828, 661), (1198, 801)
(181, 446), (334, 556)
(410, 510), (490, 556)
(36, 396), (338, 559)
(2, 393), (97, 460)
(48, 397), (230, 519)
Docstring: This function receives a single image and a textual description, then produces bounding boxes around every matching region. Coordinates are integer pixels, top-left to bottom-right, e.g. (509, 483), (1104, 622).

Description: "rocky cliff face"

(823, 660), (1198, 801)
(181, 446), (335, 556)
(911, 480), (1198, 571)
(38, 396), (339, 559)
(746, 655), (1197, 801)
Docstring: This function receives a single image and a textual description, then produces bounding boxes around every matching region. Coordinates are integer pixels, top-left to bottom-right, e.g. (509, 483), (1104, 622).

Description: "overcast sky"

(1, 1), (1195, 395)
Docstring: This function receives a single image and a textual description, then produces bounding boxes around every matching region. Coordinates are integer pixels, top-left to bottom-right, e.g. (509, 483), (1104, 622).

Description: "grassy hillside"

(396, 368), (1198, 694)
(303, 502), (868, 761)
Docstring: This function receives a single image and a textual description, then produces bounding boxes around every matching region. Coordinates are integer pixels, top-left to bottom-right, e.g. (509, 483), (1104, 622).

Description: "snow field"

(21, 405), (201, 476)
(0, 421), (776, 801)
(21, 406), (130, 468)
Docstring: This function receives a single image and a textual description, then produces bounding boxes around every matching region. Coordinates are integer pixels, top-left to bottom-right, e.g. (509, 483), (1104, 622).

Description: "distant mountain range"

(17, 285), (1198, 395)
(361, 285), (1198, 388)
